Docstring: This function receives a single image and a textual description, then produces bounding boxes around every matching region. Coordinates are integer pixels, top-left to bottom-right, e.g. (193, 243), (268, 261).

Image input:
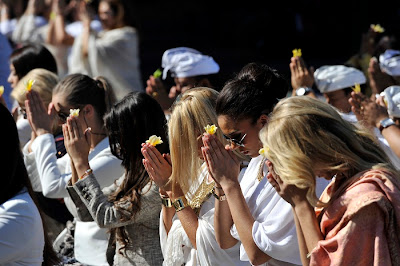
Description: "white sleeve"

(31, 133), (70, 198)
(22, 141), (42, 192)
(16, 118), (32, 149)
(251, 196), (300, 265)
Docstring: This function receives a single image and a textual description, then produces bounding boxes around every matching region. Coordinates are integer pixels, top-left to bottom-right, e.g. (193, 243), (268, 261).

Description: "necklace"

(257, 158), (267, 182)
(189, 174), (215, 216)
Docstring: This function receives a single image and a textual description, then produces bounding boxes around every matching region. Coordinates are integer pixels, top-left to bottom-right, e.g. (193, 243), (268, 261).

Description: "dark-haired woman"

(202, 63), (328, 265)
(0, 103), (60, 266)
(7, 42), (58, 148)
(64, 91), (167, 265)
(24, 73), (124, 265)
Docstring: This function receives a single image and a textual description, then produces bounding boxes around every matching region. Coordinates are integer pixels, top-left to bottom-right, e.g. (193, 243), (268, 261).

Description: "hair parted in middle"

(168, 87), (226, 195)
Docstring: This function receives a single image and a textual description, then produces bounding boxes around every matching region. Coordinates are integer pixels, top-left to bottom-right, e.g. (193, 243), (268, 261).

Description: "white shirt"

(69, 26), (143, 101)
(231, 155), (302, 266)
(0, 189), (44, 266)
(25, 133), (124, 265)
(339, 111), (400, 170)
(160, 164), (247, 266)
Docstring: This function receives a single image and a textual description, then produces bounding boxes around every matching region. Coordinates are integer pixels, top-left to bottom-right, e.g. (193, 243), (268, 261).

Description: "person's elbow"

(247, 249), (270, 266)
(216, 237), (238, 250)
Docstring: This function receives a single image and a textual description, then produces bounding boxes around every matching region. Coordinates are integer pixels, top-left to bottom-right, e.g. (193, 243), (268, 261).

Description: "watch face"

(381, 118), (395, 128)
(296, 88), (306, 96)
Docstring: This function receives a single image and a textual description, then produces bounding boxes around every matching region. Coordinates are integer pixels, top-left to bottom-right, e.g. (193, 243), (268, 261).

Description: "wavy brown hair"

(104, 92), (169, 253)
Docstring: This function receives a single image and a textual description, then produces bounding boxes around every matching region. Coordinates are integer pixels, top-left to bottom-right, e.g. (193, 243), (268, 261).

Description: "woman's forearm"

(214, 188), (238, 249)
(224, 182), (271, 265)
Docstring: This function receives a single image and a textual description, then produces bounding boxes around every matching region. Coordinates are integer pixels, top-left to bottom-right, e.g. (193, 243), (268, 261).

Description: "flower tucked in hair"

(352, 83), (361, 93)
(0, 85), (4, 97)
(259, 146), (270, 157)
(370, 24), (385, 33)
(146, 135), (163, 146)
(69, 109), (80, 117)
(25, 79), (35, 92)
(204, 124), (218, 135)
(292, 49), (302, 57)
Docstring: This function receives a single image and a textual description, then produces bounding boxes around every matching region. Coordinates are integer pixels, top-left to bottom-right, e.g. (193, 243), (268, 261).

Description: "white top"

(16, 117), (32, 149)
(0, 189), (44, 266)
(231, 155), (302, 266)
(160, 164), (247, 266)
(68, 26), (143, 101)
(25, 133), (124, 265)
(11, 15), (47, 44)
(340, 111), (400, 170)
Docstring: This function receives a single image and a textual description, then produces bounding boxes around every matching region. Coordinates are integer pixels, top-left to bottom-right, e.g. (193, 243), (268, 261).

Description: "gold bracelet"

(79, 168), (93, 180)
(160, 194), (173, 208)
(173, 196), (188, 212)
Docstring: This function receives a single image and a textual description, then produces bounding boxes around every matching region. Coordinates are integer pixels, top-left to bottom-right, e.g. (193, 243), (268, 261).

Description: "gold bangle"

(160, 194), (173, 208)
(173, 196), (188, 212)
(79, 168), (93, 180)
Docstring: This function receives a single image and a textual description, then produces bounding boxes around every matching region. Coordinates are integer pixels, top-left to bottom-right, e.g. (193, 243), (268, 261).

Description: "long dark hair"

(0, 104), (60, 266)
(216, 62), (289, 123)
(104, 91), (168, 252)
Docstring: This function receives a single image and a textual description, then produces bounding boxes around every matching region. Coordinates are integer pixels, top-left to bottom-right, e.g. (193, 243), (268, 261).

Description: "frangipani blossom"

(370, 24), (385, 33)
(25, 79), (35, 92)
(146, 135), (163, 146)
(292, 49), (302, 57)
(69, 109), (80, 117)
(352, 83), (361, 93)
(0, 85), (4, 97)
(204, 124), (218, 135)
(259, 148), (265, 156)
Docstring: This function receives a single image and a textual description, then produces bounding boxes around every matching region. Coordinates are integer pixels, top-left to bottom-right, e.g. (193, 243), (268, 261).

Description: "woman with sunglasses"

(24, 73), (125, 265)
(202, 62), (305, 265)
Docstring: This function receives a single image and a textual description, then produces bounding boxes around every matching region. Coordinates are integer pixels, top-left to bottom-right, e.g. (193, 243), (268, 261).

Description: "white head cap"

(380, 85), (400, 118)
(379, 49), (400, 76)
(161, 47), (220, 80)
(314, 65), (366, 93)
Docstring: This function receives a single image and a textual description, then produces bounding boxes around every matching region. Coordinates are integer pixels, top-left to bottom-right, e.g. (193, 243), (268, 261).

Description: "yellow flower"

(69, 109), (80, 117)
(259, 146), (270, 157)
(292, 48), (302, 57)
(204, 124), (218, 135)
(153, 68), (162, 79)
(0, 85), (4, 97)
(352, 83), (361, 93)
(146, 135), (163, 146)
(370, 24), (385, 33)
(25, 79), (36, 92)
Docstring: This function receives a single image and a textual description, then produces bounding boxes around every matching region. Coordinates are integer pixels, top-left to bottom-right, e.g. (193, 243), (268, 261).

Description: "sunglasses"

(223, 133), (247, 147)
(57, 111), (70, 123)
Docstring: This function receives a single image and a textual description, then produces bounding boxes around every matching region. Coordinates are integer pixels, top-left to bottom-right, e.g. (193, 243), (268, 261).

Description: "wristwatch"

(295, 87), (312, 96)
(379, 117), (396, 132)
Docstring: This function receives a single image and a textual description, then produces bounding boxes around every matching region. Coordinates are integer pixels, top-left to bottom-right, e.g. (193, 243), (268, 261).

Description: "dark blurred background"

(133, 0), (400, 88)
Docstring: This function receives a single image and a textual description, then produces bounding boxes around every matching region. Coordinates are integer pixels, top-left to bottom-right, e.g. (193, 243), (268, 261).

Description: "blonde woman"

(261, 96), (400, 265)
(12, 68), (74, 241)
(141, 87), (248, 266)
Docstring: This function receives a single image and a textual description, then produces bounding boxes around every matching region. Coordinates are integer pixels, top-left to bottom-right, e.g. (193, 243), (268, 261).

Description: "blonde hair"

(11, 68), (59, 107)
(260, 96), (397, 206)
(168, 87), (226, 195)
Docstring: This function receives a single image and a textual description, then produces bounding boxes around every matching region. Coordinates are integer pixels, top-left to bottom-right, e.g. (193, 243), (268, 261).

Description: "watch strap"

(173, 197), (188, 212)
(379, 118), (395, 132)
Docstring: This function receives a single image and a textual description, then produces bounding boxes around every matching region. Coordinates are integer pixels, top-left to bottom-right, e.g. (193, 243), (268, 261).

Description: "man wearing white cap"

(315, 65), (400, 169)
(146, 47), (220, 113)
(314, 65), (366, 121)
